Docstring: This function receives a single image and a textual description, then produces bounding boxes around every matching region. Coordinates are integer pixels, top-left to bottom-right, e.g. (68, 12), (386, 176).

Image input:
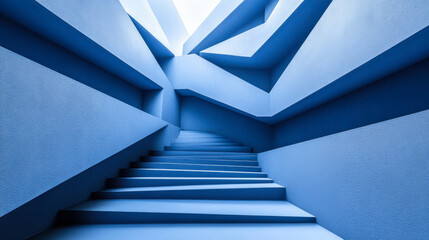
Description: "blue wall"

(222, 67), (271, 92)
(162, 55), (270, 118)
(0, 15), (144, 110)
(273, 58), (429, 147)
(1, 1), (428, 239)
(270, 0), (429, 117)
(259, 110), (429, 240)
(0, 46), (167, 217)
(33, 0), (170, 89)
(180, 96), (273, 152)
(120, 0), (174, 58)
(200, 0), (331, 70)
(0, 0), (181, 126)
(0, 125), (179, 240)
(0, 4), (182, 238)
(183, 0), (268, 55)
(147, 0), (188, 56)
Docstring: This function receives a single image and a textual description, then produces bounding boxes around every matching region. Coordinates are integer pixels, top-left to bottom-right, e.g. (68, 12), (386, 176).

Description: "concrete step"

(179, 131), (223, 137)
(141, 156), (259, 166)
(177, 135), (228, 139)
(58, 199), (313, 224)
(164, 145), (251, 152)
(178, 136), (226, 139)
(93, 183), (285, 200)
(149, 151), (257, 159)
(174, 138), (236, 144)
(32, 223), (343, 240)
(120, 168), (267, 178)
(106, 177), (274, 188)
(130, 162), (261, 172)
(170, 142), (241, 147)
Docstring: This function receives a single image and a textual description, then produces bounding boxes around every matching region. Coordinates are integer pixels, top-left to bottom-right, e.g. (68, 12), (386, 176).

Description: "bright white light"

(173, 0), (221, 36)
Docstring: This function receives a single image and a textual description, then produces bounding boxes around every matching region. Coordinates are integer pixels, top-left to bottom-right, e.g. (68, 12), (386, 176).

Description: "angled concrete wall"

(0, 47), (169, 216)
(200, 0), (307, 67)
(119, 0), (174, 58)
(34, 0), (171, 88)
(162, 55), (270, 118)
(259, 109), (429, 240)
(0, 126), (179, 240)
(270, 0), (429, 116)
(148, 0), (188, 56)
(32, 0), (181, 125)
(0, 47), (167, 217)
(164, 0), (429, 125)
(0, 0), (181, 126)
(0, 15), (145, 110)
(180, 97), (273, 152)
(183, 0), (268, 55)
(273, 58), (429, 147)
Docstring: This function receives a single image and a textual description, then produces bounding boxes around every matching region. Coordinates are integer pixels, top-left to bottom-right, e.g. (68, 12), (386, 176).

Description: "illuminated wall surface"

(0, 0), (428, 239)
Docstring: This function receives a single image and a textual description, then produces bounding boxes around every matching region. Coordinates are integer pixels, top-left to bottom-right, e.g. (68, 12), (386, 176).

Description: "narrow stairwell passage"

(33, 131), (341, 239)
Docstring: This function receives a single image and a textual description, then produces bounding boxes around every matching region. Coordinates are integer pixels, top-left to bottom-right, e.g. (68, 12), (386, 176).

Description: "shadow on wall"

(259, 109), (429, 240)
(0, 125), (180, 240)
(0, 15), (145, 110)
(0, 13), (183, 126)
(273, 58), (429, 148)
(180, 96), (274, 152)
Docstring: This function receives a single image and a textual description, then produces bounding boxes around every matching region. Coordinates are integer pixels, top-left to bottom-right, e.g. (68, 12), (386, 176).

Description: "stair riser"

(93, 188), (285, 200)
(106, 178), (273, 188)
(164, 146), (251, 152)
(176, 137), (229, 141)
(57, 211), (314, 224)
(178, 134), (225, 137)
(171, 143), (241, 147)
(130, 162), (261, 172)
(142, 157), (259, 166)
(174, 139), (235, 143)
(149, 151), (257, 159)
(120, 169), (267, 178)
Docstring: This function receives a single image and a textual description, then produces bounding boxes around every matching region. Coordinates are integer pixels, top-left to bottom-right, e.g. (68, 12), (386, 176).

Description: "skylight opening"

(173, 0), (221, 36)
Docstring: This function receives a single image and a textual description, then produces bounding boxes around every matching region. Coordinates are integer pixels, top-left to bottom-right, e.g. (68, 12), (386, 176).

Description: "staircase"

(33, 130), (341, 239)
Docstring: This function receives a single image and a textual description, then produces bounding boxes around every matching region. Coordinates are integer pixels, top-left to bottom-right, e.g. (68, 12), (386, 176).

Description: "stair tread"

(110, 177), (272, 180)
(177, 134), (230, 140)
(131, 162), (261, 172)
(142, 158), (259, 167)
(171, 142), (240, 145)
(135, 162), (260, 168)
(121, 168), (267, 178)
(146, 156), (257, 161)
(151, 151), (256, 155)
(125, 168), (266, 174)
(165, 146), (251, 151)
(176, 137), (230, 140)
(64, 199), (313, 218)
(145, 156), (257, 161)
(178, 133), (224, 136)
(175, 136), (233, 139)
(173, 140), (236, 144)
(99, 183), (283, 192)
(106, 177), (274, 188)
(180, 131), (221, 133)
(32, 223), (342, 240)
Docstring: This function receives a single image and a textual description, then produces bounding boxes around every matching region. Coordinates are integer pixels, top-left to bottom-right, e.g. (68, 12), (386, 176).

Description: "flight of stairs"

(33, 130), (341, 239)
